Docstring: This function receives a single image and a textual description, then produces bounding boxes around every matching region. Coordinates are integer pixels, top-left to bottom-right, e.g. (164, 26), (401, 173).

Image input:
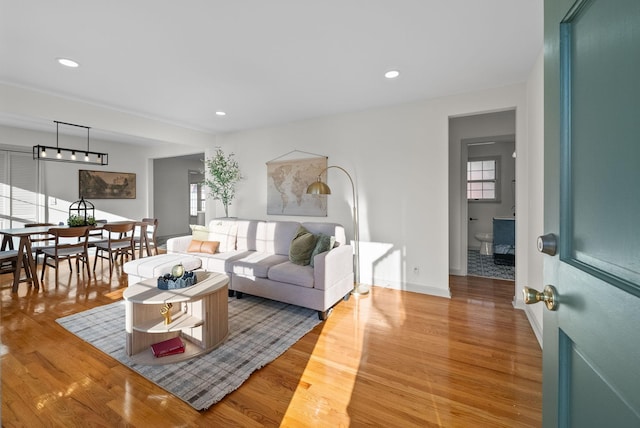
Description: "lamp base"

(351, 283), (370, 296)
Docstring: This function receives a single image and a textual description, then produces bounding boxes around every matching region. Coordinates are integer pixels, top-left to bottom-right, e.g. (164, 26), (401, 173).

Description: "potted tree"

(204, 147), (243, 217)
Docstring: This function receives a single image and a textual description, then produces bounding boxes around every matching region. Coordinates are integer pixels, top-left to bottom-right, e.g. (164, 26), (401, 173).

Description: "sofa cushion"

(309, 233), (336, 267)
(302, 222), (347, 246)
(206, 219), (238, 252)
(289, 225), (317, 266)
(268, 261), (314, 288)
(198, 250), (251, 273)
(229, 253), (289, 278)
(123, 254), (202, 280)
(259, 221), (300, 255)
(235, 220), (262, 251)
(187, 239), (220, 254)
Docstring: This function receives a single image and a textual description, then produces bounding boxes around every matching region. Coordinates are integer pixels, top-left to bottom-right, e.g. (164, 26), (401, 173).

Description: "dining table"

(0, 221), (150, 293)
(0, 225), (51, 292)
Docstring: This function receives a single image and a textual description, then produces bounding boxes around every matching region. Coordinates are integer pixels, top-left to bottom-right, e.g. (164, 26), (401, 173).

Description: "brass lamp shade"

(306, 179), (332, 195)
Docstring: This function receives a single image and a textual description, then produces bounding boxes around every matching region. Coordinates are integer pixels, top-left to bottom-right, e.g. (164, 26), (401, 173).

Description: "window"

(467, 157), (499, 201)
(188, 170), (206, 217)
(0, 148), (43, 228)
(189, 183), (206, 216)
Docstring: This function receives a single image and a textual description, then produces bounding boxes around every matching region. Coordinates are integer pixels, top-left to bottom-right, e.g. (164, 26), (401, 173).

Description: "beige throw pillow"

(187, 239), (220, 254)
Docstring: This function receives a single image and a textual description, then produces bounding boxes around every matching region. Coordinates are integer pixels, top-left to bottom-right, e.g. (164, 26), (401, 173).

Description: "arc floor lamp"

(306, 166), (369, 295)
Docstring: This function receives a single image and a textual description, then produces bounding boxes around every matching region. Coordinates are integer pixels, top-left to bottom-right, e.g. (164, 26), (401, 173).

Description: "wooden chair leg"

(40, 255), (47, 280)
(93, 249), (100, 271)
(84, 251), (91, 279)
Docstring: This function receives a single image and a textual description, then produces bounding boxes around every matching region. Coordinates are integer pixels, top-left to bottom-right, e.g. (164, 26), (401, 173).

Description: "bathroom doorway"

(466, 137), (516, 280)
(448, 109), (517, 281)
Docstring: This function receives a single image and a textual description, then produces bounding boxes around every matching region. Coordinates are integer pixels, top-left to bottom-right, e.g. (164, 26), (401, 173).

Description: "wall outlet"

(413, 267), (420, 275)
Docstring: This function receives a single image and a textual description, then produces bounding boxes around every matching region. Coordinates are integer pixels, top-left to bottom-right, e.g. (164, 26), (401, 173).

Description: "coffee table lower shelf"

(128, 333), (230, 365)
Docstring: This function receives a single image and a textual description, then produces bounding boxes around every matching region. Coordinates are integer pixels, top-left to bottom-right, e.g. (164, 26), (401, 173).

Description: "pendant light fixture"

(33, 121), (108, 165)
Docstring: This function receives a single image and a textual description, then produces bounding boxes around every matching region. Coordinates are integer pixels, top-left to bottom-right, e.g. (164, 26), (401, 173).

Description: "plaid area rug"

(56, 295), (321, 410)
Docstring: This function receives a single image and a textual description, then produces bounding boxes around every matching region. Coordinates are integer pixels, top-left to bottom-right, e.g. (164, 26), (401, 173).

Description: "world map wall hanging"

(266, 151), (327, 216)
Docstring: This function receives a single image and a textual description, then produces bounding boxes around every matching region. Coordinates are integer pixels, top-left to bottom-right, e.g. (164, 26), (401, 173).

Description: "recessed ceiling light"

(215, 111), (226, 116)
(57, 58), (79, 68)
(384, 70), (400, 79)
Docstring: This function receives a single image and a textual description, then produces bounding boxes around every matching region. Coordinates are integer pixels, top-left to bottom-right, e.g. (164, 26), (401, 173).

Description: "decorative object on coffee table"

(171, 263), (184, 278)
(307, 165), (369, 295)
(160, 303), (173, 324)
(157, 270), (197, 290)
(203, 147), (243, 217)
(151, 336), (185, 357)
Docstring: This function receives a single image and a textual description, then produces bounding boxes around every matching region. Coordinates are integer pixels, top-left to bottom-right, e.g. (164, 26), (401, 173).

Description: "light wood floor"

(1, 258), (541, 427)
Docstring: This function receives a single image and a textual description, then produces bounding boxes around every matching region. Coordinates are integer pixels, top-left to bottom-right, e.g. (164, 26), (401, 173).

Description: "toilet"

(475, 233), (493, 255)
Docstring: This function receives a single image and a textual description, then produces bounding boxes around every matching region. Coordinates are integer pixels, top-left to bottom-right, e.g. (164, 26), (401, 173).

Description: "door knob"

(523, 285), (559, 311)
(537, 233), (557, 256)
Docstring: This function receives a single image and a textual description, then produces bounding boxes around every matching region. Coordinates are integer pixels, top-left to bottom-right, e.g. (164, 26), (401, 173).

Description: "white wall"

(521, 50), (545, 346)
(154, 155), (204, 239)
(213, 83), (530, 298)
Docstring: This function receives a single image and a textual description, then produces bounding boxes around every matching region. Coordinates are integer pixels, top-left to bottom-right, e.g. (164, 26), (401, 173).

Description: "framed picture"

(79, 170), (136, 199)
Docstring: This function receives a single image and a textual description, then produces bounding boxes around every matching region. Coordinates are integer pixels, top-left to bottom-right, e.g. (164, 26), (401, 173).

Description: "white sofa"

(166, 219), (354, 319)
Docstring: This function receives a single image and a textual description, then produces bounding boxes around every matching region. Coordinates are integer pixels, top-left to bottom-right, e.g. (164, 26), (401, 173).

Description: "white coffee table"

(123, 271), (229, 365)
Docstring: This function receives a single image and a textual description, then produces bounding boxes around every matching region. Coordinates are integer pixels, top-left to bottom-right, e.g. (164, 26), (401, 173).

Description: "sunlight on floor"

(281, 288), (409, 425)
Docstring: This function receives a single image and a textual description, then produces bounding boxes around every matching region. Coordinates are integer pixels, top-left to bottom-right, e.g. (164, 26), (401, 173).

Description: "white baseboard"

(371, 280), (451, 299)
(513, 298), (543, 348)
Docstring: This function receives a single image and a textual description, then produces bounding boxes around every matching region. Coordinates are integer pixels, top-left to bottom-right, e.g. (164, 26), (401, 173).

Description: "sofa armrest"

(166, 235), (193, 254)
(313, 244), (354, 290)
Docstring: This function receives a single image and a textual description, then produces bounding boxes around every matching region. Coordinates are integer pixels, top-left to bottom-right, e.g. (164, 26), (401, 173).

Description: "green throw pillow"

(289, 226), (318, 266)
(309, 233), (336, 267)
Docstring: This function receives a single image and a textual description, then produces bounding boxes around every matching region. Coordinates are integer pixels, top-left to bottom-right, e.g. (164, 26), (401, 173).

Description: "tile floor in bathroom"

(467, 249), (515, 281)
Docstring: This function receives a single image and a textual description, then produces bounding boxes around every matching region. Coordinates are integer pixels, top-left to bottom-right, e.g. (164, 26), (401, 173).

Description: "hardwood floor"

(1, 260), (541, 427)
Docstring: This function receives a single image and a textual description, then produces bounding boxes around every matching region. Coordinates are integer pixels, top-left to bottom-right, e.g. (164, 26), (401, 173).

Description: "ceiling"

(0, 1), (542, 146)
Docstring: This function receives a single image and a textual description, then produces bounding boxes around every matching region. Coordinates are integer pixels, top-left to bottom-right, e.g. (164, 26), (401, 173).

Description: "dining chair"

(0, 250), (19, 275)
(40, 226), (91, 285)
(25, 223), (55, 264)
(133, 218), (159, 257)
(86, 219), (108, 248)
(93, 222), (136, 276)
(1, 249), (37, 292)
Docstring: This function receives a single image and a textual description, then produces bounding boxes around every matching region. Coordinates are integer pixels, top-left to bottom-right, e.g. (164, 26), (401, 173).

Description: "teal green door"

(543, 0), (640, 426)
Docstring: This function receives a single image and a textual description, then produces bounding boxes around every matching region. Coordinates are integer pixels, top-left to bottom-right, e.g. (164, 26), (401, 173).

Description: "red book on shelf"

(151, 337), (185, 358)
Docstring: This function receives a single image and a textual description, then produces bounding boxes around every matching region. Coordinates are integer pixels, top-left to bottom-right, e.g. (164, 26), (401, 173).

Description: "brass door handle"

(523, 285), (558, 311)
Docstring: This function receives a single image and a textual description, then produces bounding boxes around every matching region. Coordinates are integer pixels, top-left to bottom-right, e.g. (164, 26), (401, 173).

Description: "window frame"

(188, 170), (206, 217)
(467, 156), (501, 203)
